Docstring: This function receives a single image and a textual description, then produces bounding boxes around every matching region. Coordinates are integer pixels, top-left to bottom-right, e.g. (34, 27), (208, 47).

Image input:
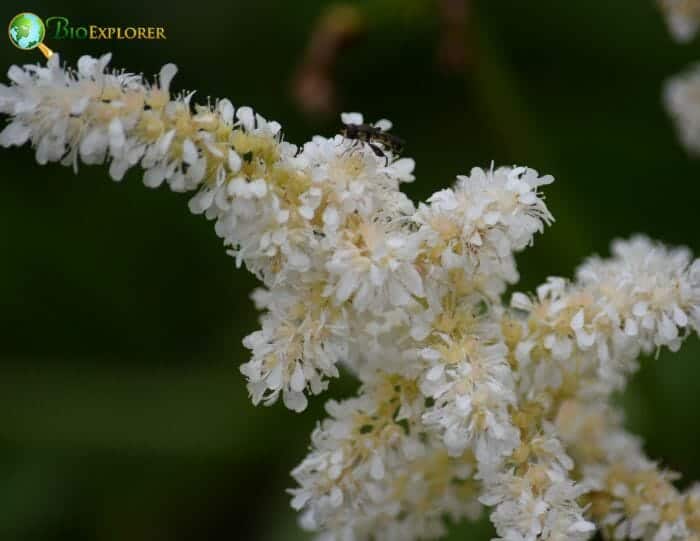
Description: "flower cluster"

(556, 400), (700, 541)
(2, 54), (699, 540)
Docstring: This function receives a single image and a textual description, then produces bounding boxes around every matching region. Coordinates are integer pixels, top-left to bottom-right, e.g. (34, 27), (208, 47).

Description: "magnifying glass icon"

(8, 12), (55, 60)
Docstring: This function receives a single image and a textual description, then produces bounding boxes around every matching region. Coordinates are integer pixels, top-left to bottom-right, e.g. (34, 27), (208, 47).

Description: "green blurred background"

(0, 1), (699, 539)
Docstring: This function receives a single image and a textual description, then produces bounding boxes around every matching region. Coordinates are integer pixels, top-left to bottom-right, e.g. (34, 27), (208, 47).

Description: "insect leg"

(368, 142), (385, 158)
(368, 142), (389, 164)
(342, 138), (357, 156)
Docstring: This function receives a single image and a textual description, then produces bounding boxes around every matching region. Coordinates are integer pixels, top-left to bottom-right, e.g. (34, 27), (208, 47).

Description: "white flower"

(420, 334), (519, 462)
(510, 236), (700, 396)
(554, 400), (696, 541)
(290, 380), (482, 540)
(325, 221), (424, 312)
(577, 235), (700, 354)
(240, 286), (346, 411)
(482, 467), (592, 541)
(414, 165), (553, 299)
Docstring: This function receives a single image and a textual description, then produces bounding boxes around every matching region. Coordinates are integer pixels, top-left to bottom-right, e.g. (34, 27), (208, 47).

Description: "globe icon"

(8, 13), (45, 51)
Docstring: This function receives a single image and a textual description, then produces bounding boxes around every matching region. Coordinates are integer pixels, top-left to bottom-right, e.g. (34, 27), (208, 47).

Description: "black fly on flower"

(340, 112), (405, 163)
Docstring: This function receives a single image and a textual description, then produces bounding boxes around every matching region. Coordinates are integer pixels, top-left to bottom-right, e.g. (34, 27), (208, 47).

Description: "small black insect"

(340, 118), (405, 163)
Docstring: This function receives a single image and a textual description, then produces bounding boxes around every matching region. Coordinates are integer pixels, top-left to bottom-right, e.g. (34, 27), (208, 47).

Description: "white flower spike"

(2, 54), (699, 541)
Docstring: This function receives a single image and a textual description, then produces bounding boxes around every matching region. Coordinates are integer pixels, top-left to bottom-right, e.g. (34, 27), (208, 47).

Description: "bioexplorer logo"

(8, 12), (166, 59)
(45, 17), (167, 41)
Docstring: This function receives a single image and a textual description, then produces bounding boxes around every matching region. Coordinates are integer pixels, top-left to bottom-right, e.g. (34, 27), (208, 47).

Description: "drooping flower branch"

(665, 63), (700, 154)
(508, 238), (700, 540)
(2, 54), (699, 541)
(660, 0), (700, 152)
(659, 0), (700, 42)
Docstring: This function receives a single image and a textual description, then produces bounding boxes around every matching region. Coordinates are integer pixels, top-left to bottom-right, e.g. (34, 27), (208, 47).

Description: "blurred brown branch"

(291, 4), (365, 115)
(437, 0), (473, 73)
(291, 0), (474, 116)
